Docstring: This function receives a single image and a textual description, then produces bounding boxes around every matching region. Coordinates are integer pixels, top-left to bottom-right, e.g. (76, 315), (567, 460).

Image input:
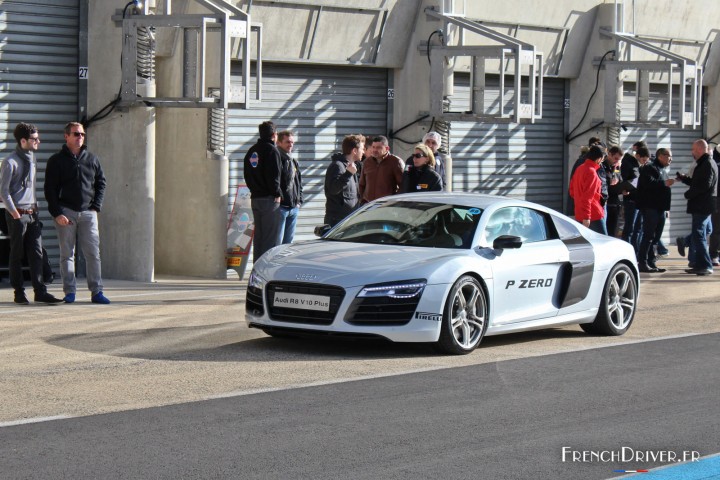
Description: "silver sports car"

(245, 193), (640, 354)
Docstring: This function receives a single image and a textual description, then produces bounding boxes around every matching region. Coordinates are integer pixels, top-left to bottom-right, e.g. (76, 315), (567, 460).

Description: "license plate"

(272, 292), (330, 311)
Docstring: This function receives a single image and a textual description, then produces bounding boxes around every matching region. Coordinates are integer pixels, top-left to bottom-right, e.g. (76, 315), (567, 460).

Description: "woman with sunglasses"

(401, 143), (443, 193)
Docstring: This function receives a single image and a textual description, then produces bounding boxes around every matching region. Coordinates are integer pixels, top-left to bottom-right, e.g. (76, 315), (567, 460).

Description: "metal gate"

(619, 85), (703, 243)
(450, 76), (566, 211)
(227, 64), (389, 241)
(0, 0), (80, 269)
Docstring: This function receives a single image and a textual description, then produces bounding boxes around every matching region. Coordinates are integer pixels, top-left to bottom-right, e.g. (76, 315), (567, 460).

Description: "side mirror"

(314, 224), (332, 237)
(493, 235), (523, 250)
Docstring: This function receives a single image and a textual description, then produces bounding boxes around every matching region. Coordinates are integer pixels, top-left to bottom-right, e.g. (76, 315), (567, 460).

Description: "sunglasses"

(412, 153), (426, 158)
(71, 132), (86, 137)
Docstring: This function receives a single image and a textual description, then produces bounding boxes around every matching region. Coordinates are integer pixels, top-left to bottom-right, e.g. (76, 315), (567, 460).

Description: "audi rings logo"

(296, 273), (317, 281)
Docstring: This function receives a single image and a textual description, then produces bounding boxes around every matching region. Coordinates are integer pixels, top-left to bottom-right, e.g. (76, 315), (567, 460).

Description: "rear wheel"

(581, 263), (637, 335)
(436, 276), (488, 355)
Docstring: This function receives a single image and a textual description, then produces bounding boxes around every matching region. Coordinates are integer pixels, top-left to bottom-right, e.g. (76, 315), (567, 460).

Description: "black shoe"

(14, 291), (30, 305)
(676, 237), (686, 257)
(639, 265), (659, 273)
(648, 266), (667, 273)
(685, 268), (713, 276)
(34, 292), (63, 304)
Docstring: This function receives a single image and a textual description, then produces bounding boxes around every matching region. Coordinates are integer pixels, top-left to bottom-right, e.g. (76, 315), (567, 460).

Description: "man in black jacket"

(243, 121), (283, 262)
(324, 134), (365, 227)
(44, 122), (109, 304)
(620, 140), (647, 249)
(277, 130), (302, 244)
(677, 139), (718, 275)
(636, 148), (675, 272)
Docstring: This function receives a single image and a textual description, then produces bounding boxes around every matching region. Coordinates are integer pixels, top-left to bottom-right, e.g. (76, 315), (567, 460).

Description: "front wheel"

(581, 263), (637, 335)
(436, 276), (488, 355)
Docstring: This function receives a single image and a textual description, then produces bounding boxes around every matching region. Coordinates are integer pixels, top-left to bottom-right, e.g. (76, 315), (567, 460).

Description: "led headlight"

(358, 279), (426, 299)
(248, 270), (267, 290)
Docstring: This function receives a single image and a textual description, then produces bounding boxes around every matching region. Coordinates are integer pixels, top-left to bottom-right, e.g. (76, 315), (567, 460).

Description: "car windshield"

(324, 200), (482, 249)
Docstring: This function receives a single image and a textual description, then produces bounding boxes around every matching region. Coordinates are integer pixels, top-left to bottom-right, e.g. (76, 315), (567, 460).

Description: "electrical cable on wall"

(426, 29), (444, 65)
(565, 49), (615, 143)
(388, 114), (431, 145)
(83, 0), (143, 128)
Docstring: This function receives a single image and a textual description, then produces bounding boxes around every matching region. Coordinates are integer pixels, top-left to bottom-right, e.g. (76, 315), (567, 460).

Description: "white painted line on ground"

(0, 415), (71, 428)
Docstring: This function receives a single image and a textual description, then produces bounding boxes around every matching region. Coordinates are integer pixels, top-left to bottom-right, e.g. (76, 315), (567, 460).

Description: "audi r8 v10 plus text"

(245, 193), (640, 354)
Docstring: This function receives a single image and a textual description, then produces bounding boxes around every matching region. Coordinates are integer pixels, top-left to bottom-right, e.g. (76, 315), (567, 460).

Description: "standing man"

(277, 130), (302, 244)
(44, 122), (109, 304)
(620, 141), (647, 247)
(602, 146), (624, 237)
(635, 148), (675, 273)
(359, 136), (404, 204)
(710, 146), (720, 266)
(677, 139), (718, 275)
(0, 123), (62, 304)
(421, 132), (447, 187)
(569, 145), (606, 234)
(243, 121), (283, 262)
(324, 134), (365, 227)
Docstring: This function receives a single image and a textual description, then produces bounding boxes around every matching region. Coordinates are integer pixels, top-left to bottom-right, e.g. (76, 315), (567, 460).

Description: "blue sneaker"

(91, 291), (111, 304)
(63, 293), (76, 303)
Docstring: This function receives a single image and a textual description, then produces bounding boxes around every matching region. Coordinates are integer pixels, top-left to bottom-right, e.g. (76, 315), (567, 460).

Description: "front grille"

(345, 296), (421, 326)
(245, 286), (264, 316)
(266, 282), (345, 325)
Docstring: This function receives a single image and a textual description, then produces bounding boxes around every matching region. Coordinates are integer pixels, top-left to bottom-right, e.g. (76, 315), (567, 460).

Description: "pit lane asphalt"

(0, 252), (718, 478)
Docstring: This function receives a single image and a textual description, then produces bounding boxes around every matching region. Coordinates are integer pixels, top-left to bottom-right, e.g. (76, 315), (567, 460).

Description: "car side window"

(484, 207), (550, 244)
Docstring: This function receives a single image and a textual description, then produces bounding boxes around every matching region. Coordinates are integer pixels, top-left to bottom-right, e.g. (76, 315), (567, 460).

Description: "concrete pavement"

(0, 252), (717, 424)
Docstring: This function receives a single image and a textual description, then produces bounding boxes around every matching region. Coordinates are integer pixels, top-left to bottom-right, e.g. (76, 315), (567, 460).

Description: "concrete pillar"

(88, 2), (155, 282)
(153, 2), (228, 278)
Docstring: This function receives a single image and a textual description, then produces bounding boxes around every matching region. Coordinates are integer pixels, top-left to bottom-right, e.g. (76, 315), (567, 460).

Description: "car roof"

(382, 192), (544, 211)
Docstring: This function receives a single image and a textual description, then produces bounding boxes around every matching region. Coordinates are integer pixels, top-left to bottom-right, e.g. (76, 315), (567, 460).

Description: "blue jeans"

(589, 219), (607, 235)
(55, 208), (103, 295)
(622, 200), (642, 250)
(690, 214), (713, 271)
(279, 206), (299, 244)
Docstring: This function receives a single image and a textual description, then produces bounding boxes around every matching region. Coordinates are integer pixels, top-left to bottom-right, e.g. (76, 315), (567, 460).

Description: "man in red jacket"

(569, 145), (607, 234)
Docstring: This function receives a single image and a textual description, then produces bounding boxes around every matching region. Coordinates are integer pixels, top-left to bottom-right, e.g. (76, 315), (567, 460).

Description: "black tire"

(436, 275), (488, 355)
(581, 263), (637, 336)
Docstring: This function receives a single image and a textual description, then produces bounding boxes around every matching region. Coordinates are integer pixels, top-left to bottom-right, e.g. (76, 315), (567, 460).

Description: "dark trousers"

(250, 196), (283, 263)
(710, 198), (720, 260)
(638, 208), (665, 268)
(606, 204), (621, 237)
(5, 211), (46, 294)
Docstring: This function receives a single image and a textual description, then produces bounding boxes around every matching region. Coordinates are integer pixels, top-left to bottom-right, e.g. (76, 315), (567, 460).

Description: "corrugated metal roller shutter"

(450, 76), (566, 211)
(227, 64), (388, 241)
(0, 0), (80, 270)
(619, 84), (703, 243)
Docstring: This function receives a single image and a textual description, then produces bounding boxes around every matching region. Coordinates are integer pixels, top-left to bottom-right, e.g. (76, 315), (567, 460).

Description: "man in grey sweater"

(0, 123), (62, 304)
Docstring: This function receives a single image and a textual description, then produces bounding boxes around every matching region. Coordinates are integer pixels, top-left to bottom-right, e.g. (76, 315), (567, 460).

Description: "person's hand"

(582, 219), (591, 227)
(346, 162), (357, 175)
(665, 178), (675, 187)
(274, 197), (281, 203)
(55, 215), (72, 226)
(610, 178), (619, 185)
(10, 211), (21, 220)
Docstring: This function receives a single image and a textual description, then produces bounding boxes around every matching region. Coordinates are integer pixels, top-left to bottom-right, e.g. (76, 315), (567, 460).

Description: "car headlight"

(248, 270), (267, 290)
(358, 279), (426, 299)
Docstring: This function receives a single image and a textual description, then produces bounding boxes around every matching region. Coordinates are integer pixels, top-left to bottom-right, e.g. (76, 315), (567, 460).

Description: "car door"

(482, 206), (568, 325)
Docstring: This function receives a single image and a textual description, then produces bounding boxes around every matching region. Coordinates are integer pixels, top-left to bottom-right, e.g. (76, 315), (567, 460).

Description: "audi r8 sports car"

(245, 193), (640, 354)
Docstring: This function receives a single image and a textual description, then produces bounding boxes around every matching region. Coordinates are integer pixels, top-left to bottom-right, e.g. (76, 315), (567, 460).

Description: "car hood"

(255, 240), (465, 288)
